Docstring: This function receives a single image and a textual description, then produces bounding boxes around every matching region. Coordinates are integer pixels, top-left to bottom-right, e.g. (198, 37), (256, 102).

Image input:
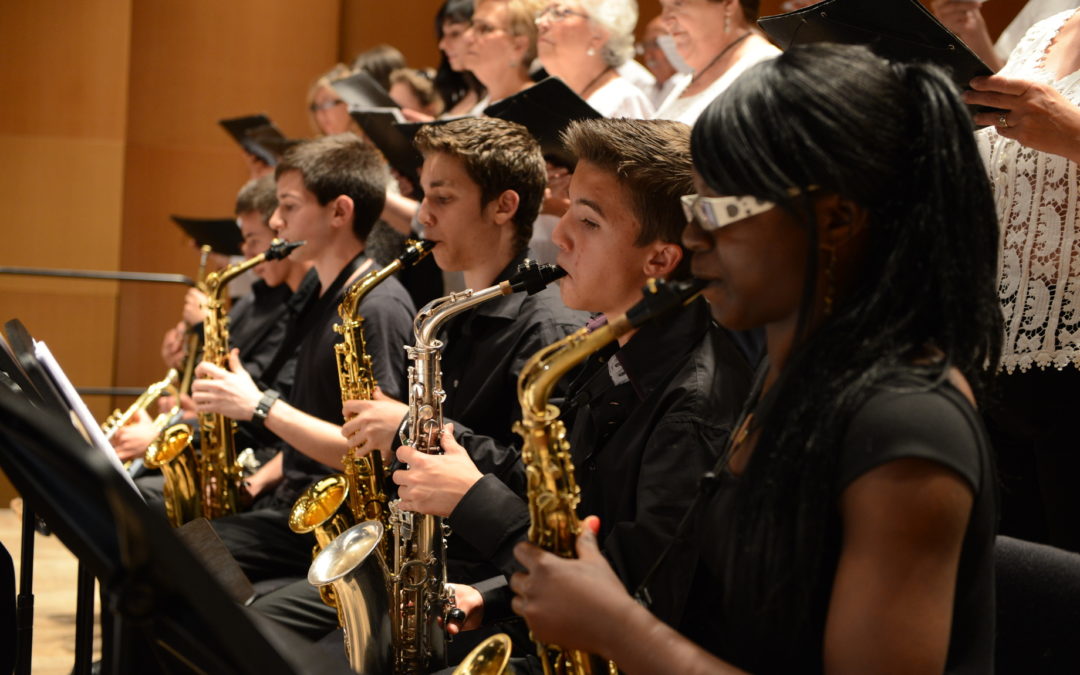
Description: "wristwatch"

(251, 389), (280, 429)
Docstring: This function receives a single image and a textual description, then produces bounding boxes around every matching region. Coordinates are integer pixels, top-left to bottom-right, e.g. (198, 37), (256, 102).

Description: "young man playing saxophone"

(251, 117), (587, 651)
(189, 134), (416, 583)
(394, 118), (756, 637)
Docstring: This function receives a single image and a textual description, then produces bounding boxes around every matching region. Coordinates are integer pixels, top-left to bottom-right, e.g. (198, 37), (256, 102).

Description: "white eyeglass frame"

(681, 187), (814, 231)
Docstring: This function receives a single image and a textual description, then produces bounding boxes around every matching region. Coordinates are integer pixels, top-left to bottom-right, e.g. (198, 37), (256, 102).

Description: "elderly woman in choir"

(306, 64), (355, 136)
(654, 0), (779, 124)
(536, 0), (654, 118)
(461, 0), (545, 105)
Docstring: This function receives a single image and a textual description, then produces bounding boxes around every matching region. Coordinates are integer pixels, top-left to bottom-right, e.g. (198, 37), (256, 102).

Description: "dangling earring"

(822, 246), (836, 317)
(724, 8), (731, 33)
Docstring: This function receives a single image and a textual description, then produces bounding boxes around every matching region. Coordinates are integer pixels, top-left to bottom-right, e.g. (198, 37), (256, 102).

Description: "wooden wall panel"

(114, 0), (342, 392)
(0, 0), (133, 504)
(341, 0), (448, 70)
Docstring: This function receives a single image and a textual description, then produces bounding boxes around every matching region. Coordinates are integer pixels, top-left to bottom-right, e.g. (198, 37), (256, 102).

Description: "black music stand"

(0, 387), (351, 674)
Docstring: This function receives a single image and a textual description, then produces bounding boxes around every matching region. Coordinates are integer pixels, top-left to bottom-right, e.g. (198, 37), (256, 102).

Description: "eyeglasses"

(309, 98), (345, 113)
(681, 187), (812, 231)
(536, 5), (589, 22)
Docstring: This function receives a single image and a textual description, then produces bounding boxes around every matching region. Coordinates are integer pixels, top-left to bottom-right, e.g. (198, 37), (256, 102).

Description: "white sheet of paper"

(33, 340), (144, 497)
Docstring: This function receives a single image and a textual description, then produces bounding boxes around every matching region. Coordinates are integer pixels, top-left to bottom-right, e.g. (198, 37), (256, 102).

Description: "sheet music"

(33, 340), (144, 497)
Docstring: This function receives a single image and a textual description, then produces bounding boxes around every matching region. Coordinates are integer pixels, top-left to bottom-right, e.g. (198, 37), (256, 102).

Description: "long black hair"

(690, 43), (1002, 658)
(434, 0), (486, 110)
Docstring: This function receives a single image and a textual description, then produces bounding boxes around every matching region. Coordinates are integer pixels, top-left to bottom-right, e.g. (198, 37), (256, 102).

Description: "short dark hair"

(351, 44), (407, 91)
(709, 0), (761, 22)
(562, 118), (693, 249)
(275, 134), (388, 242)
(234, 175), (278, 224)
(414, 117), (545, 254)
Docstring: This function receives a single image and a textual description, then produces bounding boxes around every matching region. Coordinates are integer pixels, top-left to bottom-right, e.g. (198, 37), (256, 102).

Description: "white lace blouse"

(978, 9), (1080, 373)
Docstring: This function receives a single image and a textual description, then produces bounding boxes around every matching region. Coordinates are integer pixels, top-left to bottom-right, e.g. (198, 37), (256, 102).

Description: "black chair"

(0, 386), (350, 675)
(996, 535), (1080, 673)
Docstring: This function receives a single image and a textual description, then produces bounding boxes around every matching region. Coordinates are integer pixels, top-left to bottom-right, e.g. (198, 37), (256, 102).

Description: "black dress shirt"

(449, 298), (754, 627)
(228, 280), (293, 382)
(273, 253), (416, 504)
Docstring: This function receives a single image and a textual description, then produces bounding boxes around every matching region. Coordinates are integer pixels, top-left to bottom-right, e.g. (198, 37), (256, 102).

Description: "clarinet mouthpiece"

(508, 259), (567, 295)
(266, 239), (305, 260)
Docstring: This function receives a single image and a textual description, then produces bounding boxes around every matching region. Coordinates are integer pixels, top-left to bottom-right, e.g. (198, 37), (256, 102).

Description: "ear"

(642, 240), (684, 280)
(328, 195), (356, 233)
(490, 189), (521, 226)
(814, 193), (867, 252)
(509, 33), (530, 65)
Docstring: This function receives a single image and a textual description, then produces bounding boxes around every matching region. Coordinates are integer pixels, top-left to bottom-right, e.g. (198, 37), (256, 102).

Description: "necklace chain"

(580, 66), (614, 99)
(691, 31), (751, 86)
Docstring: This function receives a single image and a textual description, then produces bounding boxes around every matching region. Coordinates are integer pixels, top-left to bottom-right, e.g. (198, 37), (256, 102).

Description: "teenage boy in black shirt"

(251, 117), (586, 645)
(190, 134), (415, 582)
(393, 118), (755, 632)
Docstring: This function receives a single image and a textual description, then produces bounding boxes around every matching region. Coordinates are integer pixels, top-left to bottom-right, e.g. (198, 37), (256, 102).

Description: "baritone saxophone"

(459, 278), (705, 675)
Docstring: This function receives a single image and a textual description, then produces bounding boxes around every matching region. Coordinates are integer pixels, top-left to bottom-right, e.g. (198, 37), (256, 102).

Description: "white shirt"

(587, 76), (655, 119)
(978, 10), (1080, 372)
(653, 40), (780, 125)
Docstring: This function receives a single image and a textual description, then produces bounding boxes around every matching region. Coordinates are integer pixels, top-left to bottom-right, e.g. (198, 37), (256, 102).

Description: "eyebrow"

(427, 179), (454, 189)
(577, 197), (605, 218)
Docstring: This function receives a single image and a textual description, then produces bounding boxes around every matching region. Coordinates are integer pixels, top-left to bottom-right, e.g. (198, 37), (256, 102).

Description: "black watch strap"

(251, 389), (280, 429)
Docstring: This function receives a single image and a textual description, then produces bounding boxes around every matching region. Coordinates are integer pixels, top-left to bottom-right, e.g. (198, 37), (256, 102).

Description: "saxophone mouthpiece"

(266, 239), (306, 260)
(401, 239), (436, 265)
(508, 259), (567, 295)
(625, 278), (707, 328)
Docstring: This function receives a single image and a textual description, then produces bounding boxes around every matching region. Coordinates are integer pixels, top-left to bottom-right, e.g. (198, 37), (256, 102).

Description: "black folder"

(332, 71), (399, 111)
(170, 215), (243, 256)
(351, 109), (424, 186)
(219, 114), (298, 166)
(758, 0), (993, 94)
(484, 77), (602, 168)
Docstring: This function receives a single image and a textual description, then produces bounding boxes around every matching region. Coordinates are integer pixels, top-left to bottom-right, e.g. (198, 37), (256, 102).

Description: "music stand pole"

(14, 505), (34, 675)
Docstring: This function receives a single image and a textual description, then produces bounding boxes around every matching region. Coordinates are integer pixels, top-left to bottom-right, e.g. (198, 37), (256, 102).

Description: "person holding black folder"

(509, 44), (1000, 673)
(462, 0), (545, 106)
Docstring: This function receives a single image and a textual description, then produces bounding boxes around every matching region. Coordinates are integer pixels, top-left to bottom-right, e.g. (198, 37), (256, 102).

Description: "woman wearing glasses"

(461, 0), (545, 106)
(535, 0), (654, 118)
(653, 0), (778, 124)
(511, 43), (1000, 673)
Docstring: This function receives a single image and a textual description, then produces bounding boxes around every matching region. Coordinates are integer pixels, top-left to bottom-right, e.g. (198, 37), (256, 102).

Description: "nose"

(681, 218), (710, 252)
(269, 207), (285, 233)
(462, 25), (476, 47)
(417, 197), (434, 230)
(551, 212), (571, 252)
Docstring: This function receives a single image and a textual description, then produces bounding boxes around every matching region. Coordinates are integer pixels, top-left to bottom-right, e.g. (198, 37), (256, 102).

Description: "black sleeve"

(838, 386), (983, 493)
(447, 474), (530, 578)
(358, 289), (415, 404)
(602, 414), (727, 626)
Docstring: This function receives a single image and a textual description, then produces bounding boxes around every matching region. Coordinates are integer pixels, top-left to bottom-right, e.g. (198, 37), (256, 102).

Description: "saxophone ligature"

(289, 240), (434, 624)
(310, 259), (565, 675)
(146, 239), (304, 526)
(461, 278), (706, 675)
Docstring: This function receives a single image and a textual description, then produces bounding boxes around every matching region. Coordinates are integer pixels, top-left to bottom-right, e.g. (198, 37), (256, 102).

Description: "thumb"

(440, 423), (462, 453)
(228, 348), (243, 373)
(576, 516), (602, 560)
(373, 386), (389, 401)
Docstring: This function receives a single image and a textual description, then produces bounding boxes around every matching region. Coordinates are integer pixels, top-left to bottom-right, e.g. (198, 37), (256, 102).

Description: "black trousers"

(210, 501), (315, 582)
(987, 366), (1080, 552)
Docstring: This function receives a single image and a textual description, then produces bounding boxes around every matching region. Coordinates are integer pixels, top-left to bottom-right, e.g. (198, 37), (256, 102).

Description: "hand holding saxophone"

(110, 408), (159, 462)
(393, 423), (482, 517)
(340, 386), (408, 459)
(192, 348), (262, 421)
(182, 287), (211, 327)
(511, 515), (632, 659)
(445, 583), (484, 635)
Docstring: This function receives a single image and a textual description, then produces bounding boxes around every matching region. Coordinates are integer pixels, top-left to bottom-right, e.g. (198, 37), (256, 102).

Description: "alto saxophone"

(460, 278), (705, 675)
(310, 260), (564, 675)
(289, 240), (434, 614)
(146, 239), (303, 526)
(101, 368), (179, 441)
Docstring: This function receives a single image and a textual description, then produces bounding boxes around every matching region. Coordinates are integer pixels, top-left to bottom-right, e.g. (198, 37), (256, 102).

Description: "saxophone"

(146, 239), (304, 526)
(309, 259), (565, 675)
(101, 368), (179, 441)
(459, 278), (705, 675)
(289, 240), (435, 612)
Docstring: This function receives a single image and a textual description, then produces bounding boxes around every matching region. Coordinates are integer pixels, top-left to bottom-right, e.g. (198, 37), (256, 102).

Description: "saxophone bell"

(309, 520), (393, 674)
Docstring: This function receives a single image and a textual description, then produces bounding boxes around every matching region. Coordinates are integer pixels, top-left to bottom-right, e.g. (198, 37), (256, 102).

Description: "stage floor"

(0, 505), (101, 674)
